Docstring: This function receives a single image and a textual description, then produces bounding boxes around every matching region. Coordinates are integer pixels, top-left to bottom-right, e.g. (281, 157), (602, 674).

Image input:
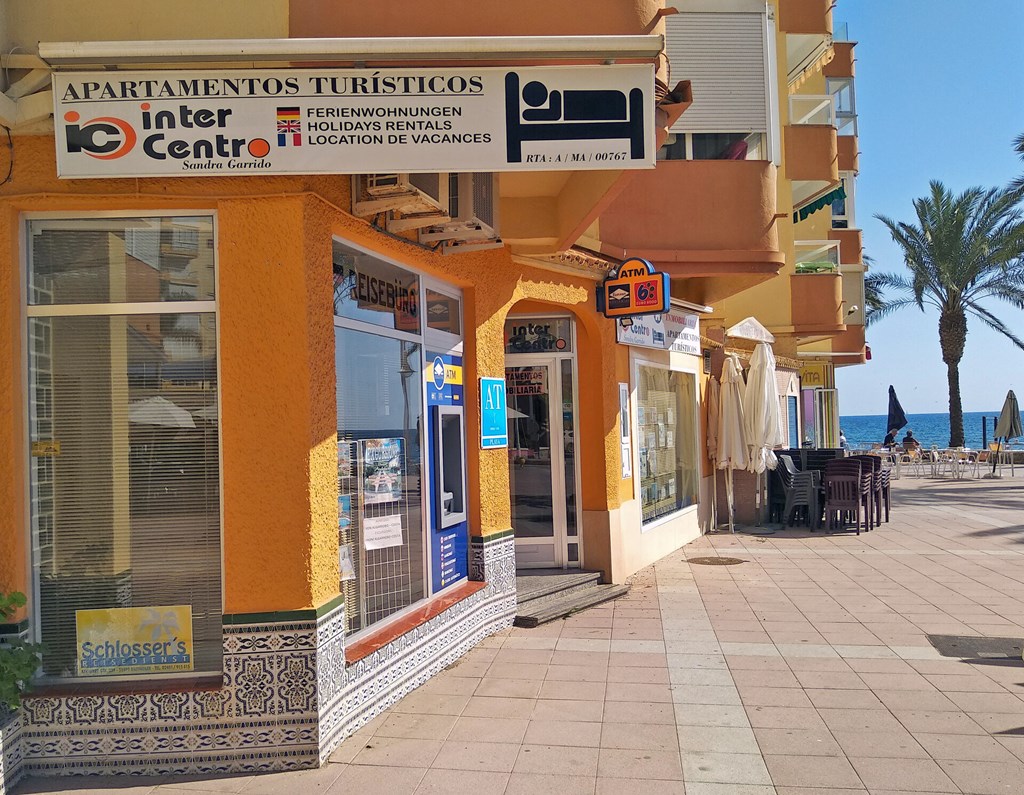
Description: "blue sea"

(840, 411), (1004, 450)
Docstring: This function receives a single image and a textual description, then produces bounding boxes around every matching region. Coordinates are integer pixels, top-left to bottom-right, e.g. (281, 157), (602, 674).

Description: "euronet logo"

(63, 103), (273, 170)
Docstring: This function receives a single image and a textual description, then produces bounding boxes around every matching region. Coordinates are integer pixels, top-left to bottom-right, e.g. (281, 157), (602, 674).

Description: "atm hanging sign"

(597, 257), (670, 318)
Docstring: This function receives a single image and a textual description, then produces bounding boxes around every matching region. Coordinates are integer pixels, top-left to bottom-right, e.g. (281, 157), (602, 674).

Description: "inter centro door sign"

(53, 66), (655, 179)
(597, 257), (670, 318)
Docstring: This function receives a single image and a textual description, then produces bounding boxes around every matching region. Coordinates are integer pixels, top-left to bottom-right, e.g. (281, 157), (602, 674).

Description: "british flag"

(276, 107), (301, 147)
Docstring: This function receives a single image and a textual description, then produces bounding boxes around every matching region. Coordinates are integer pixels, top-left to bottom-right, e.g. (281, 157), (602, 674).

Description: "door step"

(514, 569), (629, 628)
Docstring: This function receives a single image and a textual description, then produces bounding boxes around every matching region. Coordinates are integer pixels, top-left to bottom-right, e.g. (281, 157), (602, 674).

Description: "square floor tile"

(597, 747), (683, 780)
(514, 744), (600, 777)
(849, 756), (958, 792)
(763, 753), (862, 789)
(430, 740), (520, 773)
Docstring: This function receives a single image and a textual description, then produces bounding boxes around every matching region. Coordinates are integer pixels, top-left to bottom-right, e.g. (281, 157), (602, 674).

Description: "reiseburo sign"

(53, 66), (655, 179)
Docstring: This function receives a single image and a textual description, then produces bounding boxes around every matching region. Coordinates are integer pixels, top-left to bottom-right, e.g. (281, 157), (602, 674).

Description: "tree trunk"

(945, 360), (964, 447)
(939, 311), (967, 447)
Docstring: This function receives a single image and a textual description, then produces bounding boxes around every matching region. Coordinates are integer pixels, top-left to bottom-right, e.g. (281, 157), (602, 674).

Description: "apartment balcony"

(841, 266), (866, 326)
(837, 135), (859, 173)
(778, 0), (833, 85)
(791, 240), (844, 335)
(290, 0), (664, 38)
(591, 159), (785, 302)
(830, 325), (867, 367)
(823, 42), (856, 79)
(778, 0), (833, 36)
(829, 228), (863, 265)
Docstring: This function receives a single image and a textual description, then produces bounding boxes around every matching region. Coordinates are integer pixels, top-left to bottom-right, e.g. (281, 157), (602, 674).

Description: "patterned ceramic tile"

(7, 534), (516, 789)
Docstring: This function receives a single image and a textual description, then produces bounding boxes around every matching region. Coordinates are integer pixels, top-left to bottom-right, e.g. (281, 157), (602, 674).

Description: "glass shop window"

(26, 215), (221, 681)
(636, 365), (699, 526)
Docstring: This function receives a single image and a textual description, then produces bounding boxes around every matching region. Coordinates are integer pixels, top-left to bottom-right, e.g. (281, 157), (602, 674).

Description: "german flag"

(276, 107), (301, 147)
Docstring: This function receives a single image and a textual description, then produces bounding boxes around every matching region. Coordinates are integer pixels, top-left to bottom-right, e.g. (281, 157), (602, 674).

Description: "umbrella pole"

(711, 468), (718, 532)
(727, 468), (735, 533)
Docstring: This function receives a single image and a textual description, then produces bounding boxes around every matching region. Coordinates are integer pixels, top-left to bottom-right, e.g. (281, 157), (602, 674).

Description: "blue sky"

(834, 1), (1024, 416)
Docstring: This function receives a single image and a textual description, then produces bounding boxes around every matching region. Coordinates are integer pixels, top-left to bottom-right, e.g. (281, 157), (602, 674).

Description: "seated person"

(882, 428), (899, 447)
(901, 429), (921, 450)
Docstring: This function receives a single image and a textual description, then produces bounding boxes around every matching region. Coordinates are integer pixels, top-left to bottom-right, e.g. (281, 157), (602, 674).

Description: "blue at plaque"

(480, 377), (508, 449)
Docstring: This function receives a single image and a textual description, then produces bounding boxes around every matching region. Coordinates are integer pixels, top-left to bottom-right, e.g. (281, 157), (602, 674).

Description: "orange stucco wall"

(290, 0), (664, 39)
(0, 135), (628, 612)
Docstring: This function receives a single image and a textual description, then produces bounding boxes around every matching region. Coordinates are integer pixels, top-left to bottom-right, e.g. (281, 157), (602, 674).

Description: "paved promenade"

(18, 475), (1024, 794)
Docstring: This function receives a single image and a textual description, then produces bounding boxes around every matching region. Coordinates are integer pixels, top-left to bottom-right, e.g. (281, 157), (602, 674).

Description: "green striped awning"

(793, 184), (846, 224)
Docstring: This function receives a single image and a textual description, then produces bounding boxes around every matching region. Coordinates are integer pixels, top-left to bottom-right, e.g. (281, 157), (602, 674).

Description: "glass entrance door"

(506, 357), (579, 569)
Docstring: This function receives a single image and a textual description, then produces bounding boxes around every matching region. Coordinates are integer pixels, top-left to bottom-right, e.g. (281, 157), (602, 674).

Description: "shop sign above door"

(615, 309), (700, 354)
(53, 65), (655, 178)
(597, 257), (670, 318)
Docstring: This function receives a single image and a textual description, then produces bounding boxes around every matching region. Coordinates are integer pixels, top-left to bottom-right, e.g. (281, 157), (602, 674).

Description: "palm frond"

(965, 301), (1024, 351)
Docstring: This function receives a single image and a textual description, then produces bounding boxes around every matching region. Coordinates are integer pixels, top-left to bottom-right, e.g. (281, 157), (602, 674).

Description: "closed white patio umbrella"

(743, 342), (784, 527)
(706, 375), (720, 532)
(744, 342), (784, 475)
(716, 354), (748, 533)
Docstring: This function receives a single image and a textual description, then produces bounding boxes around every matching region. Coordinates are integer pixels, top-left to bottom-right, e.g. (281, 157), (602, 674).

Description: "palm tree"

(1012, 132), (1024, 192)
(872, 181), (1024, 447)
(862, 255), (885, 327)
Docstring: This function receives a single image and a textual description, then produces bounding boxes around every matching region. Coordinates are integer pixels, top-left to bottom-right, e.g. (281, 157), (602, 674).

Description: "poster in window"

(339, 544), (356, 581)
(337, 443), (353, 479)
(363, 513), (405, 550)
(76, 605), (194, 677)
(361, 438), (403, 504)
(338, 494), (352, 532)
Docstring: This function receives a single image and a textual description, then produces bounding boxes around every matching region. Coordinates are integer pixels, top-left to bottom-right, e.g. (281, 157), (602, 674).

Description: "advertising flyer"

(361, 438), (403, 504)
(76, 605), (193, 677)
(363, 513), (405, 550)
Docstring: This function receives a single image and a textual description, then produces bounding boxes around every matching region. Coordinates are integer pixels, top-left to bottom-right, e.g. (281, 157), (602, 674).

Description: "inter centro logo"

(63, 104), (273, 163)
(63, 111), (137, 160)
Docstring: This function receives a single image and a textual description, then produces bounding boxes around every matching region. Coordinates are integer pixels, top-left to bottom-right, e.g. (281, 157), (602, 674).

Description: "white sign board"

(616, 311), (700, 354)
(53, 66), (655, 179)
(363, 514), (405, 550)
(615, 315), (666, 349)
(665, 310), (701, 355)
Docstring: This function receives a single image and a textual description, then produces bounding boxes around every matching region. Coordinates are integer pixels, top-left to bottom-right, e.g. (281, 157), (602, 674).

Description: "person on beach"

(839, 429), (848, 449)
(883, 428), (898, 447)
(901, 429), (920, 450)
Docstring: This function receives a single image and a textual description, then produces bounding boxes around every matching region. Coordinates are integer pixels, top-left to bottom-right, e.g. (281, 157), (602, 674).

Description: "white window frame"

(630, 348), (701, 532)
(832, 172), (856, 229)
(21, 209), (223, 683)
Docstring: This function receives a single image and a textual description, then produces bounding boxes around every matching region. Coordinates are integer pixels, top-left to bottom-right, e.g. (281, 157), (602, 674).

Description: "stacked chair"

(770, 454), (820, 530)
(822, 458), (873, 535)
(848, 454), (890, 525)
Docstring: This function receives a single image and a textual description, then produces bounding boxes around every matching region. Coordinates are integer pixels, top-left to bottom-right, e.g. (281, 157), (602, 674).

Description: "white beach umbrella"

(706, 375), (720, 532)
(129, 396), (196, 429)
(743, 342), (784, 475)
(716, 354), (748, 532)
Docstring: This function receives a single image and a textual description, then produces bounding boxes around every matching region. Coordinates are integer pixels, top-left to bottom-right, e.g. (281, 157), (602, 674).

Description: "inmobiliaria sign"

(52, 66), (655, 178)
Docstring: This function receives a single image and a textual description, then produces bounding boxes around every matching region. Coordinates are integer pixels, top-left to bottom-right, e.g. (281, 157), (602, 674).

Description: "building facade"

(0, 0), (863, 788)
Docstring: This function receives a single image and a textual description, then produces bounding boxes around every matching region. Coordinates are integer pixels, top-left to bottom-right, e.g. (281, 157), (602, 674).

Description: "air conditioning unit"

(419, 173), (501, 248)
(352, 173), (451, 229)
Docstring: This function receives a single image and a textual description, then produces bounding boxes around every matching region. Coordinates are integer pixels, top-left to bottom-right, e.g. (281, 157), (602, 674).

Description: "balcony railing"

(790, 95), (835, 127)
(795, 240), (840, 274)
